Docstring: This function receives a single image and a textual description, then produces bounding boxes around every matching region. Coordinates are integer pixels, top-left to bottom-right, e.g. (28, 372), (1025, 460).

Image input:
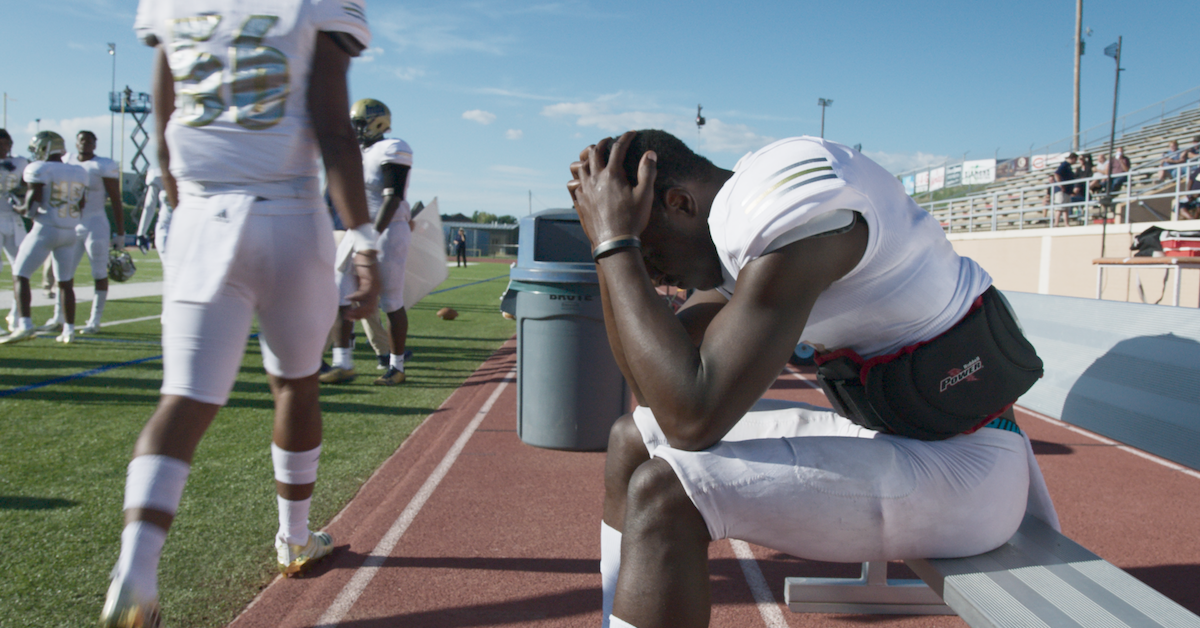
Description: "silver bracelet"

(591, 236), (641, 261)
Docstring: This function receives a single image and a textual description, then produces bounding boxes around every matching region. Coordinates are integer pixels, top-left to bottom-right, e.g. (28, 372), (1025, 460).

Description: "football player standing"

(48, 130), (125, 333)
(322, 98), (412, 386)
(101, 1), (378, 626)
(1, 131), (87, 344)
(0, 129), (29, 331)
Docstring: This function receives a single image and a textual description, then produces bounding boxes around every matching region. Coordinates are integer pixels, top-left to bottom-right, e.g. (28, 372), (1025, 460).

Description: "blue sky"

(4, 0), (1197, 218)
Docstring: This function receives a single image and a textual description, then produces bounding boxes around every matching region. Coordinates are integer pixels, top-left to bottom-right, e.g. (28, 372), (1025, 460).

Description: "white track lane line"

(784, 365), (820, 389)
(1018, 405), (1200, 481)
(315, 374), (514, 628)
(730, 539), (789, 628)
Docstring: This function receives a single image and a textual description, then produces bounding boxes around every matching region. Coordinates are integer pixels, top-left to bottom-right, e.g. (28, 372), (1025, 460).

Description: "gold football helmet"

(350, 99), (391, 145)
(29, 131), (66, 161)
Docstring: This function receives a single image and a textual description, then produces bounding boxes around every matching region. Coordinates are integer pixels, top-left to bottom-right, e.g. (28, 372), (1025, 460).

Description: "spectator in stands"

(1073, 154), (1094, 200)
(1052, 153), (1078, 226)
(1154, 140), (1186, 183)
(1186, 136), (1200, 161)
(1107, 147), (1130, 193)
(1091, 154), (1109, 194)
(1177, 165), (1200, 220)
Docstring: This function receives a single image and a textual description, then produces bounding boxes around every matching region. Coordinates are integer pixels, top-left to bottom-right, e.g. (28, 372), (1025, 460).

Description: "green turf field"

(0, 262), (516, 628)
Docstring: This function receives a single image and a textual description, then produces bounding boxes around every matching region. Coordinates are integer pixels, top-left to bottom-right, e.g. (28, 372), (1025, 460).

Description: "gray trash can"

(507, 209), (629, 451)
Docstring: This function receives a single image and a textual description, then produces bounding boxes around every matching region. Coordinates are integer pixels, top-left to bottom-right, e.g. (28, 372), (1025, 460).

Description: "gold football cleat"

(98, 579), (161, 628)
(373, 366), (406, 386)
(277, 530), (335, 577)
(318, 367), (356, 384)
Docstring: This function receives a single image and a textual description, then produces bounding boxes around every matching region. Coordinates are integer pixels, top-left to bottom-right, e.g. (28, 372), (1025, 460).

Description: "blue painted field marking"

(1, 334), (260, 398)
(428, 275), (508, 295)
(0, 355), (163, 398)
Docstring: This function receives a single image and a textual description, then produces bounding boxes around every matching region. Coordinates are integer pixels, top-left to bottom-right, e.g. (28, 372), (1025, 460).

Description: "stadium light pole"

(817, 98), (832, 138)
(1099, 36), (1123, 258)
(109, 43), (116, 159)
(1072, 0), (1083, 152)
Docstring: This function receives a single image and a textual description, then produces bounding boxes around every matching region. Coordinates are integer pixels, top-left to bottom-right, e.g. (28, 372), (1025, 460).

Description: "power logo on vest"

(940, 357), (983, 392)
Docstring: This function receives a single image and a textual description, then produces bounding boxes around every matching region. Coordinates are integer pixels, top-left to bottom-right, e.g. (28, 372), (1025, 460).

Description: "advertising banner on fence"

(945, 163), (963, 188)
(902, 174), (915, 195)
(929, 166), (946, 191)
(1031, 153), (1070, 171)
(995, 156), (1030, 180)
(962, 159), (996, 185)
(915, 170), (929, 194)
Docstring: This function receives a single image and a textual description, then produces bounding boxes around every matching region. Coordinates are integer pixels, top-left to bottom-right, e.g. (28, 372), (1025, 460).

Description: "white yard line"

(96, 314), (161, 327)
(315, 374), (514, 628)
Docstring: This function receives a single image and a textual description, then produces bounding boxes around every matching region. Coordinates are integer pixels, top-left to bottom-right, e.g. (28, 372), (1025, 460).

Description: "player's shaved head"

(78, 130), (98, 141)
(0, 129), (11, 141)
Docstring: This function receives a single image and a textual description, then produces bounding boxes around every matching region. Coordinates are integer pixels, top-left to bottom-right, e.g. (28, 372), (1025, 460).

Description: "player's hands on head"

(568, 130), (656, 247)
(345, 252), (381, 320)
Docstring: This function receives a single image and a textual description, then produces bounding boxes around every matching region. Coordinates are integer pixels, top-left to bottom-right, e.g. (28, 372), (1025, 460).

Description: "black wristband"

(592, 236), (641, 261)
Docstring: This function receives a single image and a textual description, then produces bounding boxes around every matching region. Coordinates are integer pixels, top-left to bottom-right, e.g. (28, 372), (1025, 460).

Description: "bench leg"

(784, 561), (954, 615)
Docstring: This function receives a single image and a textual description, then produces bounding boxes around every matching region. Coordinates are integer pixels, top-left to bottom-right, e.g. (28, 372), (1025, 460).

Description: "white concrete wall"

(949, 219), (1200, 308)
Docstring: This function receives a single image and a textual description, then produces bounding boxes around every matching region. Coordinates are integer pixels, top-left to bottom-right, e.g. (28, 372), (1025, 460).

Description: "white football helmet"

(29, 131), (66, 161)
(108, 249), (137, 282)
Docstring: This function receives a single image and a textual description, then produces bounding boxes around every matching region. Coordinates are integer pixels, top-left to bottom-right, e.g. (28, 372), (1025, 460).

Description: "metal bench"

(786, 291), (1200, 626)
(786, 513), (1200, 626)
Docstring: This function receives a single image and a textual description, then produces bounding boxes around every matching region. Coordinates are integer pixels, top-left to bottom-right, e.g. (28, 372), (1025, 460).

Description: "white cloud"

(505, 129), (523, 140)
(462, 110), (496, 125)
(371, 7), (513, 55)
(359, 47), (385, 63)
(17, 116), (153, 173)
(22, 116), (111, 147)
(475, 87), (561, 102)
(541, 99), (774, 156)
(388, 66), (425, 81)
(863, 150), (951, 175)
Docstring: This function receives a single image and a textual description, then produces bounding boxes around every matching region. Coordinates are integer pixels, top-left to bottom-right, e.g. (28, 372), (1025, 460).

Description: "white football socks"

(600, 521), (622, 628)
(49, 293), (63, 324)
(271, 444), (321, 546)
(116, 455), (191, 600)
(277, 495), (312, 546)
(389, 352), (405, 371)
(89, 290), (107, 327)
(332, 347), (352, 370)
(115, 521), (168, 601)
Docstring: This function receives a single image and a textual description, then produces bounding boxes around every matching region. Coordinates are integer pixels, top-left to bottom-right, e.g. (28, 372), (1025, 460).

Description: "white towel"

(1023, 431), (1061, 532)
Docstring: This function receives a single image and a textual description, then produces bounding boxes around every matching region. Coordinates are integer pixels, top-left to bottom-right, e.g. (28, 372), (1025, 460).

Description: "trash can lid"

(510, 209), (598, 285)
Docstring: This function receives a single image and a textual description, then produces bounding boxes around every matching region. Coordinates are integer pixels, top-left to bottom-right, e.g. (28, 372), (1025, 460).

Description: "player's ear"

(663, 186), (699, 219)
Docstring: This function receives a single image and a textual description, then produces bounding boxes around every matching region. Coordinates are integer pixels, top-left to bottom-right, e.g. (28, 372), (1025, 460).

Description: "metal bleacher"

(923, 98), (1200, 233)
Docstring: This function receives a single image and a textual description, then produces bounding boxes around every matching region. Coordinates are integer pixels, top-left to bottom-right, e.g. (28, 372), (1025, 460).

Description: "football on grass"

(436, 307), (459, 320)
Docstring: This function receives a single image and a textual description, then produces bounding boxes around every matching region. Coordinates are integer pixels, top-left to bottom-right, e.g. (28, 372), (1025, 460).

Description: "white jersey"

(1, 155), (28, 220)
(23, 161), (88, 229)
(362, 138), (413, 222)
(707, 137), (992, 358)
(65, 153), (119, 220)
(134, 0), (371, 196)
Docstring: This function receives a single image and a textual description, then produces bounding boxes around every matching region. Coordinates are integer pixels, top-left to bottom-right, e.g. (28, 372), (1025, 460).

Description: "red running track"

(229, 339), (1200, 628)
